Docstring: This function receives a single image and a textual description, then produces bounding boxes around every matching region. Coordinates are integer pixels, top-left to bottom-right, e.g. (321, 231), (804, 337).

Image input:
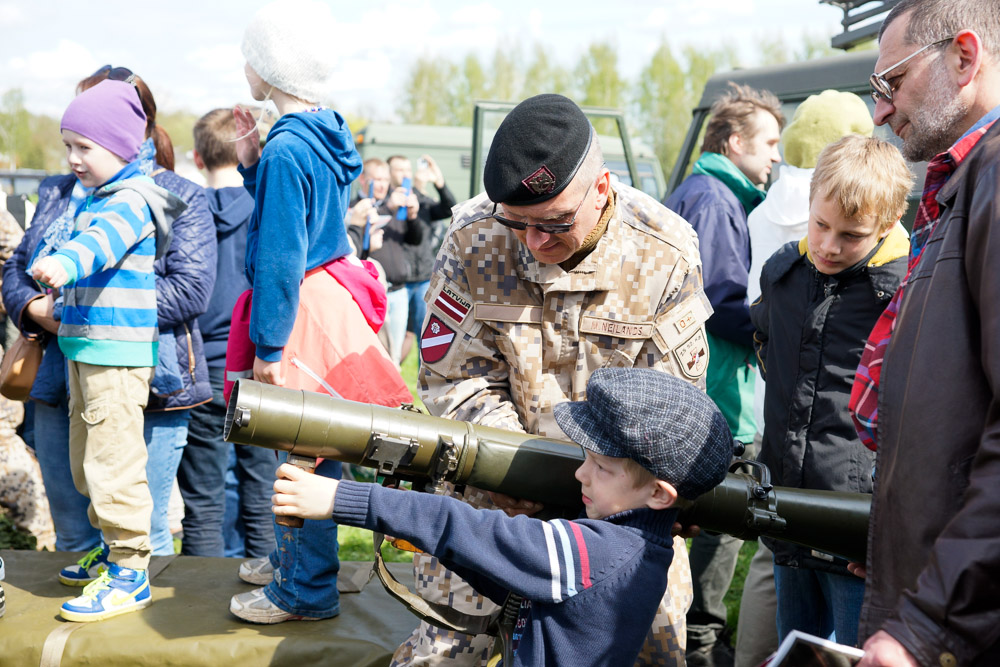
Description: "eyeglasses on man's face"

(490, 174), (599, 235)
(869, 37), (953, 104)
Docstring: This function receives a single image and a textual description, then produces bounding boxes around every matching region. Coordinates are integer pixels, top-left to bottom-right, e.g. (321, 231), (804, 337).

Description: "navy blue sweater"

(198, 186), (253, 367)
(333, 481), (677, 666)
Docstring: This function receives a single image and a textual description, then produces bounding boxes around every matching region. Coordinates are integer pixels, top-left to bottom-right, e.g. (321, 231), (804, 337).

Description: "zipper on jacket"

(183, 323), (196, 379)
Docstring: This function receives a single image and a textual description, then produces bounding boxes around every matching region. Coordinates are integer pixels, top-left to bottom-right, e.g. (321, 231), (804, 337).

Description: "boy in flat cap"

(273, 368), (733, 667)
(406, 93), (711, 666)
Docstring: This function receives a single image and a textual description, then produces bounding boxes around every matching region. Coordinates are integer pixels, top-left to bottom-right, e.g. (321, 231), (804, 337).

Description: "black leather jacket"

(860, 121), (1000, 666)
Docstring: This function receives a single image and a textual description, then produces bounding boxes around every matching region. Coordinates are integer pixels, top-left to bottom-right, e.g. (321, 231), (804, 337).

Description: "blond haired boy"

(750, 134), (913, 645)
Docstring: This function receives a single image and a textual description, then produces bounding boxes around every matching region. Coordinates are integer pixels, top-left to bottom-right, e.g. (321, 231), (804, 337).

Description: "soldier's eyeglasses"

(491, 177), (596, 235)
(93, 64), (138, 87)
(869, 37), (953, 104)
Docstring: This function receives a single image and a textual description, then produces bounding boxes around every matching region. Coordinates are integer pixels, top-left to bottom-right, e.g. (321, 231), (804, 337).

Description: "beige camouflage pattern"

(0, 391), (55, 551)
(392, 183), (710, 666)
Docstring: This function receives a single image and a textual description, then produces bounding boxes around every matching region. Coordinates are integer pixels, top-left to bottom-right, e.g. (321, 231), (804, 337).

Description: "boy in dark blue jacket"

(176, 108), (274, 558)
(272, 368), (733, 666)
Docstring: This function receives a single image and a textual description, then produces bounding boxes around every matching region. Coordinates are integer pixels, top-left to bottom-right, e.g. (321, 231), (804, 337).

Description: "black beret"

(484, 94), (594, 206)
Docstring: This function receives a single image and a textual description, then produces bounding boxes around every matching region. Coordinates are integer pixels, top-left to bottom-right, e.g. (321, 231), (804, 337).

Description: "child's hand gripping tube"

(275, 453), (317, 528)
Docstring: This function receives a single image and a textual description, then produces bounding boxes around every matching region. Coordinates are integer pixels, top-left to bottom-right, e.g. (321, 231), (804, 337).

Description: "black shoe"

(686, 626), (735, 667)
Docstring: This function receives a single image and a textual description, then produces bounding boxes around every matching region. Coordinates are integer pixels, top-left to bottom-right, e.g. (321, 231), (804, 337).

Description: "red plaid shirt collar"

(850, 118), (997, 450)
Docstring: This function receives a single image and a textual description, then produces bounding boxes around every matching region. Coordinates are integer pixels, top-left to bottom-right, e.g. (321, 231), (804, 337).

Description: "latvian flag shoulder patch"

(421, 315), (456, 363)
(434, 285), (471, 324)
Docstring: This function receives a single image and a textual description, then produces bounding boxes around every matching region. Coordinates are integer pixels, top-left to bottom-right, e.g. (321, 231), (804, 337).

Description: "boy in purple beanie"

(29, 79), (186, 622)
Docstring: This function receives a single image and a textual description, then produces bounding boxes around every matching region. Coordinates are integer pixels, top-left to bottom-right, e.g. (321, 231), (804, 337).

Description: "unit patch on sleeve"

(433, 285), (472, 324)
(674, 329), (709, 379)
(420, 316), (457, 363)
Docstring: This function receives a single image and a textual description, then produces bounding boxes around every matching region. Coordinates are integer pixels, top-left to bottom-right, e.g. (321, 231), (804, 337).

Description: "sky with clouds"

(1, 0), (846, 120)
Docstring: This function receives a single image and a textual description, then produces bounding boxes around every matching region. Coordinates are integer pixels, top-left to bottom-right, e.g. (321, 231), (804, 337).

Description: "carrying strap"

(371, 532), (497, 636)
(39, 555), (179, 667)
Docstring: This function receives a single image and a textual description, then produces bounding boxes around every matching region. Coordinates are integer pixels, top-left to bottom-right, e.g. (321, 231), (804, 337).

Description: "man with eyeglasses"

(848, 1), (1000, 666)
(663, 82), (783, 667)
(393, 94), (710, 666)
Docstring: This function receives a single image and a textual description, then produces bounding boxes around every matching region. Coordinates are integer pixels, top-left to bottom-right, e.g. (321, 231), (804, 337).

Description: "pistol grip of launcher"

(276, 454), (317, 528)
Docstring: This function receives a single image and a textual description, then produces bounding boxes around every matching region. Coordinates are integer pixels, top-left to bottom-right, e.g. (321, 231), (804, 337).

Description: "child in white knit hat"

(226, 0), (411, 624)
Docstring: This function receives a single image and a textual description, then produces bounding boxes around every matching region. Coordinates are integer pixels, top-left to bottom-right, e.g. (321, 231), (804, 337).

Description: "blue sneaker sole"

(60, 595), (152, 623)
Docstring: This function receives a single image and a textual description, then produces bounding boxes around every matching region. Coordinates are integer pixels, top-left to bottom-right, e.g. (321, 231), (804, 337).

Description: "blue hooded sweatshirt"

(198, 186), (254, 367)
(239, 109), (363, 361)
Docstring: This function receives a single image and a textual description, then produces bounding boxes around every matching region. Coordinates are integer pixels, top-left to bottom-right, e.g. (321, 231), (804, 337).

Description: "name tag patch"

(420, 316), (456, 363)
(580, 316), (653, 339)
(474, 303), (543, 324)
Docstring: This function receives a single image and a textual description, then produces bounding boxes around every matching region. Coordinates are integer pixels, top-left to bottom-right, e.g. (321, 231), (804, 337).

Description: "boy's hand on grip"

(273, 463), (339, 521)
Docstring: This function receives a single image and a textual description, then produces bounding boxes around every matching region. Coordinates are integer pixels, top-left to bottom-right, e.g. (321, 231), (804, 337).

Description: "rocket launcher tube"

(225, 379), (871, 563)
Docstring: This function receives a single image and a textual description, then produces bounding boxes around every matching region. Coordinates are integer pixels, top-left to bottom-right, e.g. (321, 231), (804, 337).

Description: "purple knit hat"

(61, 80), (147, 161)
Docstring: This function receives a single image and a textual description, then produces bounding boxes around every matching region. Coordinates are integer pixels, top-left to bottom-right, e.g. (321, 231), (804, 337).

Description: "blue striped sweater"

(332, 480), (678, 666)
(49, 162), (185, 367)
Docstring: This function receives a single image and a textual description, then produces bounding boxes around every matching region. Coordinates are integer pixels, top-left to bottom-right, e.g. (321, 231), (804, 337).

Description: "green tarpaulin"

(0, 550), (418, 666)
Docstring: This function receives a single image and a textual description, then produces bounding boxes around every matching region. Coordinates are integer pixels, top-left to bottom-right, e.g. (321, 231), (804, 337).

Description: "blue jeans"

(32, 397), (188, 556)
(178, 367), (274, 557)
(405, 280), (430, 334)
(34, 397), (100, 551)
(262, 450), (341, 618)
(773, 563), (866, 647)
(143, 410), (190, 556)
(223, 446), (244, 557)
(384, 286), (409, 364)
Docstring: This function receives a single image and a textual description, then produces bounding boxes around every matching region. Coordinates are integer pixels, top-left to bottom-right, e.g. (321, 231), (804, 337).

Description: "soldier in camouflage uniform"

(392, 94), (713, 667)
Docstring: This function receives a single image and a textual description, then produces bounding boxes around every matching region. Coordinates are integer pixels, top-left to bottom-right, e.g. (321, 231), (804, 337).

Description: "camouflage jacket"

(419, 182), (711, 438)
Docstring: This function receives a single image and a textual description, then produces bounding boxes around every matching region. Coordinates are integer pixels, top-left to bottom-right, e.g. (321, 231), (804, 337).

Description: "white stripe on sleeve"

(541, 521), (562, 602)
(550, 520), (578, 598)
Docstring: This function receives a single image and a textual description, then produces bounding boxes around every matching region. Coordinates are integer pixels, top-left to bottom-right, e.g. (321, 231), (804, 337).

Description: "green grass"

(339, 525), (415, 563)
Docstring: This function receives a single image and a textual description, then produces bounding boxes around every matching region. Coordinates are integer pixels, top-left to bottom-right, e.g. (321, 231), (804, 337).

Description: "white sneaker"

(238, 556), (275, 586)
(229, 587), (321, 624)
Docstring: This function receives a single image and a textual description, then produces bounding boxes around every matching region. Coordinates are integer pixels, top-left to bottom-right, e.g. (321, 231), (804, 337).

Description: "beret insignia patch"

(522, 166), (556, 196)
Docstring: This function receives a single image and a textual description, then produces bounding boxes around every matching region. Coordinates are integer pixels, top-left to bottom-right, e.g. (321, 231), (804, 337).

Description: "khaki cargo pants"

(390, 485), (692, 667)
(67, 361), (153, 571)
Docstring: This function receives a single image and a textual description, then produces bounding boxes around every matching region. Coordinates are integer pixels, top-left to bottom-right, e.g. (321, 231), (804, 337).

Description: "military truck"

(354, 104), (667, 203)
(667, 0), (923, 226)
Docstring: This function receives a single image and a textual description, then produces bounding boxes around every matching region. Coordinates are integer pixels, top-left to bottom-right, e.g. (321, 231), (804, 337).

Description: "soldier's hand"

(489, 491), (543, 517)
(273, 463), (339, 521)
(672, 522), (701, 538)
(847, 562), (867, 579)
(857, 631), (918, 666)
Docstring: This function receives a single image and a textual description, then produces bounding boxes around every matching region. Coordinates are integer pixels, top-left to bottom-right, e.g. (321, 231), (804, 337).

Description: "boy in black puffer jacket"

(750, 134), (912, 647)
